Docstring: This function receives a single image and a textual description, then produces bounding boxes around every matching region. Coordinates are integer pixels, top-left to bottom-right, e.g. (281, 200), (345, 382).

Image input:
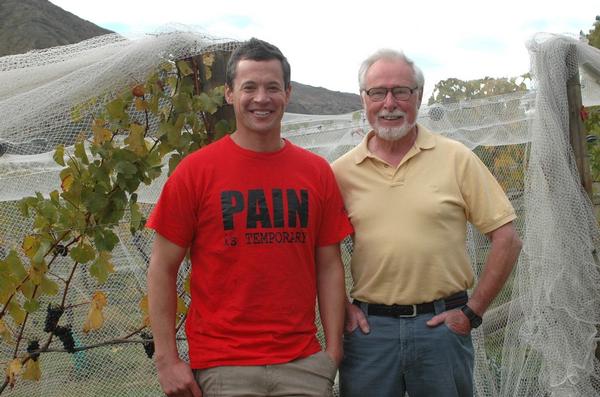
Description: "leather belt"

(353, 291), (468, 318)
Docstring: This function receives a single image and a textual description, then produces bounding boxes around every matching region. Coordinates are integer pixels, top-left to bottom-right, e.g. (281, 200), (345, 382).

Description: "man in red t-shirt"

(147, 38), (353, 397)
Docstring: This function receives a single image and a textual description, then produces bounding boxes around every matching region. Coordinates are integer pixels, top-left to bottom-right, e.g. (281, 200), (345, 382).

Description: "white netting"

(1, 31), (600, 396)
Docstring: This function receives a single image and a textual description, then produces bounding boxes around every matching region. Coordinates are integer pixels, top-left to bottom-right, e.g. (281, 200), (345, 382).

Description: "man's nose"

(253, 87), (270, 102)
(382, 91), (398, 109)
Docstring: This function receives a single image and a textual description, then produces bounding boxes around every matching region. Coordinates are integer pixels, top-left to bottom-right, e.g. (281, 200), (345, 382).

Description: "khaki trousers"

(194, 351), (337, 397)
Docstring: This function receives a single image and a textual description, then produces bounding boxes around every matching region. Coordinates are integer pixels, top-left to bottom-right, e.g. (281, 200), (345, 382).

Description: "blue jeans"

(339, 299), (474, 397)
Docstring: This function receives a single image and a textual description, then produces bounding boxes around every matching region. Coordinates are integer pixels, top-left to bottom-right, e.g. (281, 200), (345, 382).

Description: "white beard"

(375, 119), (416, 141)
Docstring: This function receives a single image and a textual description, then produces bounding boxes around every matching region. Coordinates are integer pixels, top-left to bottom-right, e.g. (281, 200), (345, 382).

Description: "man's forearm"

(147, 262), (180, 362)
(316, 245), (346, 357)
(469, 222), (522, 315)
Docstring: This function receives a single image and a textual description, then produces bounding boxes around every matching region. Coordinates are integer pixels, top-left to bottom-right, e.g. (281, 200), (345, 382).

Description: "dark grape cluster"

(140, 331), (155, 359)
(53, 244), (68, 257)
(54, 325), (76, 353)
(26, 340), (40, 361)
(44, 304), (64, 332)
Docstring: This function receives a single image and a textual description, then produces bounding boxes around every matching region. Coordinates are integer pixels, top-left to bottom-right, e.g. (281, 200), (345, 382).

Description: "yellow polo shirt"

(332, 125), (516, 305)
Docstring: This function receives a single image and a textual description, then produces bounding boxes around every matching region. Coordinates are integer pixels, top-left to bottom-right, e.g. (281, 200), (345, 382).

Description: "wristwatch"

(461, 305), (482, 329)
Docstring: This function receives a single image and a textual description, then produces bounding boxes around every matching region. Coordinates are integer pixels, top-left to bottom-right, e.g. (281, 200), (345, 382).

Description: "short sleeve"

(460, 150), (516, 234)
(316, 165), (354, 246)
(146, 162), (197, 248)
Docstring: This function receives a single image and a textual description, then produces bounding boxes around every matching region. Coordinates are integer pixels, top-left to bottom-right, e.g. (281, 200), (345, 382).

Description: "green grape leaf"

(129, 202), (143, 233)
(74, 141), (89, 165)
(194, 93), (217, 114)
(22, 235), (40, 259)
(49, 190), (60, 204)
(124, 123), (148, 156)
(19, 280), (35, 300)
(167, 125), (181, 148)
(214, 120), (232, 138)
(40, 276), (59, 296)
(70, 242), (96, 264)
(82, 189), (109, 213)
(94, 228), (119, 252)
(107, 97), (127, 121)
(7, 301), (26, 325)
(176, 60), (194, 77)
(23, 299), (40, 313)
(89, 252), (115, 284)
(53, 145), (66, 166)
(32, 240), (51, 266)
(173, 93), (192, 113)
(168, 154), (182, 175)
(115, 160), (138, 175)
(5, 250), (27, 280)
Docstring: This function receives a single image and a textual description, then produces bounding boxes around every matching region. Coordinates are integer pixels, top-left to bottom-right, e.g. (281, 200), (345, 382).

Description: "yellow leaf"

(82, 291), (107, 333)
(202, 52), (215, 67)
(92, 291), (108, 308)
(183, 273), (191, 295)
(22, 359), (41, 381)
(92, 119), (112, 145)
(29, 266), (43, 285)
(135, 97), (148, 111)
(124, 123), (148, 156)
(0, 318), (14, 344)
(7, 301), (26, 325)
(176, 296), (187, 318)
(139, 295), (150, 327)
(60, 173), (74, 192)
(22, 236), (38, 259)
(5, 359), (22, 388)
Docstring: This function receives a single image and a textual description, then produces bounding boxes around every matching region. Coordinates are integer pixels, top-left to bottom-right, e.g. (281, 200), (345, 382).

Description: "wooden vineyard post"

(566, 44), (593, 198)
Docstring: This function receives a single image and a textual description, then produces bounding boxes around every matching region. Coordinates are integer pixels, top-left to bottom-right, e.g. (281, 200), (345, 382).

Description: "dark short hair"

(226, 38), (291, 89)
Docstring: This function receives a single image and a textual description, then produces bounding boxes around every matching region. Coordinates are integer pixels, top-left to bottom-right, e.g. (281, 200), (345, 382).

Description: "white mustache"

(378, 110), (406, 118)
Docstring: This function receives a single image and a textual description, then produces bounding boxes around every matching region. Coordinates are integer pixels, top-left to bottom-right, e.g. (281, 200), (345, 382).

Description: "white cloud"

(50, 0), (598, 100)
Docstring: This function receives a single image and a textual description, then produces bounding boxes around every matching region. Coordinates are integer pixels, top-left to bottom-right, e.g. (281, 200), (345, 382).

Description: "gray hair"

(358, 49), (424, 91)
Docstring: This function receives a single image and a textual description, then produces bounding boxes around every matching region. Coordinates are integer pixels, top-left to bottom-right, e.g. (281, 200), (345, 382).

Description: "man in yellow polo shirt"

(332, 49), (523, 397)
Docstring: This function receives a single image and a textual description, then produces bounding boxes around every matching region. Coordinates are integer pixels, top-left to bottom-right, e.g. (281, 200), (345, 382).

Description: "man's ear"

(285, 83), (292, 104)
(225, 84), (233, 105)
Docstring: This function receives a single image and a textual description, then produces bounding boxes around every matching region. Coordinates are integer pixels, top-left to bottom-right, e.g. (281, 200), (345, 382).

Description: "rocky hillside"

(0, 0), (361, 114)
(0, 0), (113, 56)
(287, 81), (361, 114)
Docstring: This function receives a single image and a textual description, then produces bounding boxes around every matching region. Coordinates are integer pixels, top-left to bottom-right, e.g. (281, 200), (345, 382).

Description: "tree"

(582, 15), (600, 48)
(583, 16), (600, 184)
(427, 75), (530, 106)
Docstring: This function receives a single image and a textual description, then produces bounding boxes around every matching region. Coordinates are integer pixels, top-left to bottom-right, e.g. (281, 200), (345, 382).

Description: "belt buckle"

(396, 304), (417, 318)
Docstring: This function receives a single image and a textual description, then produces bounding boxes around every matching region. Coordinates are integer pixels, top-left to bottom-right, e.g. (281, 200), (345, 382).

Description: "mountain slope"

(287, 81), (361, 114)
(0, 0), (113, 56)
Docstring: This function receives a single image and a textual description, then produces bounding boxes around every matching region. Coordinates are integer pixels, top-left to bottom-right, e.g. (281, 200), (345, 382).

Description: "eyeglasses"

(363, 86), (418, 102)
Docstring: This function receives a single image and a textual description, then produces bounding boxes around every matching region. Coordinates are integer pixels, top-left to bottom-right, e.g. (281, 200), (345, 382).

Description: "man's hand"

(155, 356), (202, 397)
(426, 309), (471, 336)
(345, 302), (370, 334)
(325, 344), (344, 367)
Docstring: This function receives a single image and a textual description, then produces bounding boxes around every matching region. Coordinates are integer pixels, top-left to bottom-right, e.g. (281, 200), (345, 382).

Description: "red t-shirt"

(147, 135), (353, 369)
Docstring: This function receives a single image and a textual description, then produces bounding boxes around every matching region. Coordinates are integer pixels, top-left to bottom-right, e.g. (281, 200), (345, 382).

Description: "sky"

(49, 0), (599, 100)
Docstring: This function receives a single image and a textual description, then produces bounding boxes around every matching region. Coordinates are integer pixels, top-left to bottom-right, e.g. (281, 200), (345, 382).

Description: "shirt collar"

(352, 123), (436, 164)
